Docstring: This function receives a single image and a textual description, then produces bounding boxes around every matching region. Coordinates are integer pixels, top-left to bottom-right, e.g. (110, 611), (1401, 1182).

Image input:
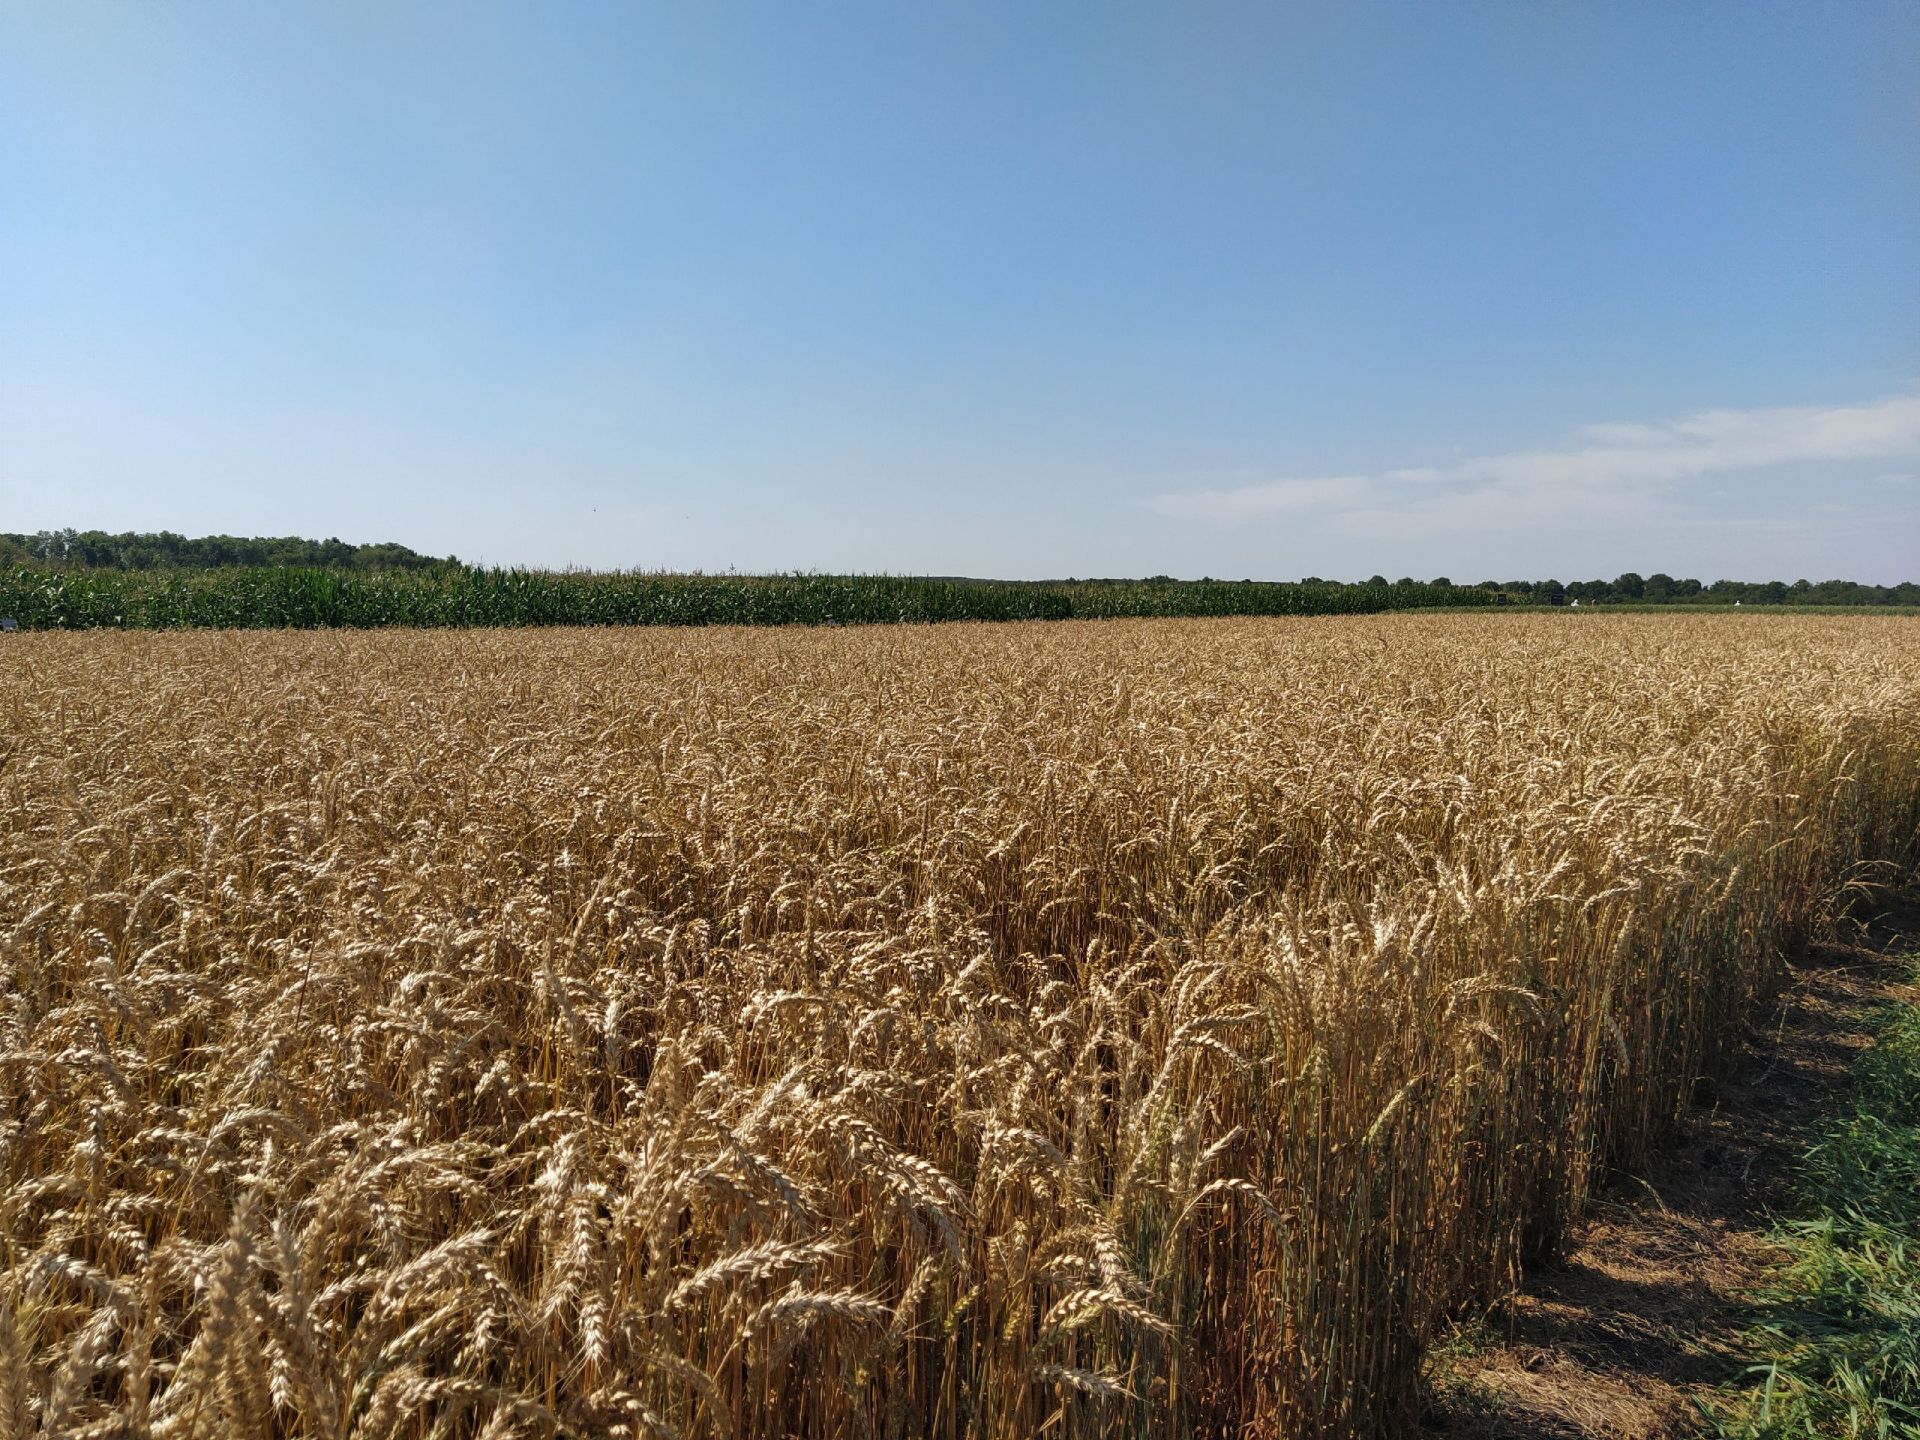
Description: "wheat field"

(4, 615), (1918, 1439)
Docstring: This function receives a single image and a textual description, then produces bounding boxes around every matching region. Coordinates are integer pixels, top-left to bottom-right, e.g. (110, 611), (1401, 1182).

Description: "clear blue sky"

(3, 2), (1916, 581)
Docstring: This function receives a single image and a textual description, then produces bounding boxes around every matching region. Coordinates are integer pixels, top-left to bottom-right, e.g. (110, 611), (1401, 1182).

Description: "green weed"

(1708, 987), (1920, 1439)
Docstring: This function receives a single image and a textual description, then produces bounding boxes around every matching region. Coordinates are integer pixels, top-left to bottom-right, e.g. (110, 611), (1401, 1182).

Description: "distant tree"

(0, 530), (456, 572)
(1430, 576), (1453, 588)
(1613, 572), (1645, 599)
(1366, 575), (1389, 588)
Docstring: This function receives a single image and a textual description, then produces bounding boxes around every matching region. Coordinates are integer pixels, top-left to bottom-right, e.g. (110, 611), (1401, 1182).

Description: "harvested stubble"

(2, 615), (1917, 1440)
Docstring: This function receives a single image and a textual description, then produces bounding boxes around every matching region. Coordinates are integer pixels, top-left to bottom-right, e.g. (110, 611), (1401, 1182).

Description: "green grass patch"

(1706, 972), (1920, 1439)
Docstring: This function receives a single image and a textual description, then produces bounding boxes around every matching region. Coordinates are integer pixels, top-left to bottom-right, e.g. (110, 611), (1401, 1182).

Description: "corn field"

(0, 569), (1485, 631)
(3, 614), (1917, 1439)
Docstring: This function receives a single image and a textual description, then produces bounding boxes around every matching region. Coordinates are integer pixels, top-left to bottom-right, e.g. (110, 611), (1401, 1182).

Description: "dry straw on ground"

(3, 614), (1917, 1439)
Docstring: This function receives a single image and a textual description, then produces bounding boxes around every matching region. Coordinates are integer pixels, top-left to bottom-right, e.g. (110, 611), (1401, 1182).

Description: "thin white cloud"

(1147, 474), (1369, 521)
(1146, 390), (1920, 533)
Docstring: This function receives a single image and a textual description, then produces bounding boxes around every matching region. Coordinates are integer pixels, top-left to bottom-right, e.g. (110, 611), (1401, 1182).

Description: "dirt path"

(1421, 889), (1920, 1440)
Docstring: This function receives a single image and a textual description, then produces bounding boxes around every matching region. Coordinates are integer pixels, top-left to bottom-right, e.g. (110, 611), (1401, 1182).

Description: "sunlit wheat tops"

(3, 615), (1918, 1439)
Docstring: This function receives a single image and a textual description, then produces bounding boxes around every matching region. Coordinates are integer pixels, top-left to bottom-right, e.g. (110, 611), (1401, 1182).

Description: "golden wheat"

(3, 615), (1917, 1438)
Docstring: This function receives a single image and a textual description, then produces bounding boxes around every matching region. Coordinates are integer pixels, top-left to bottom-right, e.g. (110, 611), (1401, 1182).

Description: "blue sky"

(2, 2), (1916, 581)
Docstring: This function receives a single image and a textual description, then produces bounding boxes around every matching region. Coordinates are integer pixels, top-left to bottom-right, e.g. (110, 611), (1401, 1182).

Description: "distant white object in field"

(1570, 598), (1579, 608)
(1734, 600), (1742, 607)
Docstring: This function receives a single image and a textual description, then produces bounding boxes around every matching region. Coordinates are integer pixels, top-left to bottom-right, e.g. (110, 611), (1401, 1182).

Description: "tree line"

(1468, 573), (1918, 606)
(0, 529), (455, 572)
(3, 532), (1914, 606)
